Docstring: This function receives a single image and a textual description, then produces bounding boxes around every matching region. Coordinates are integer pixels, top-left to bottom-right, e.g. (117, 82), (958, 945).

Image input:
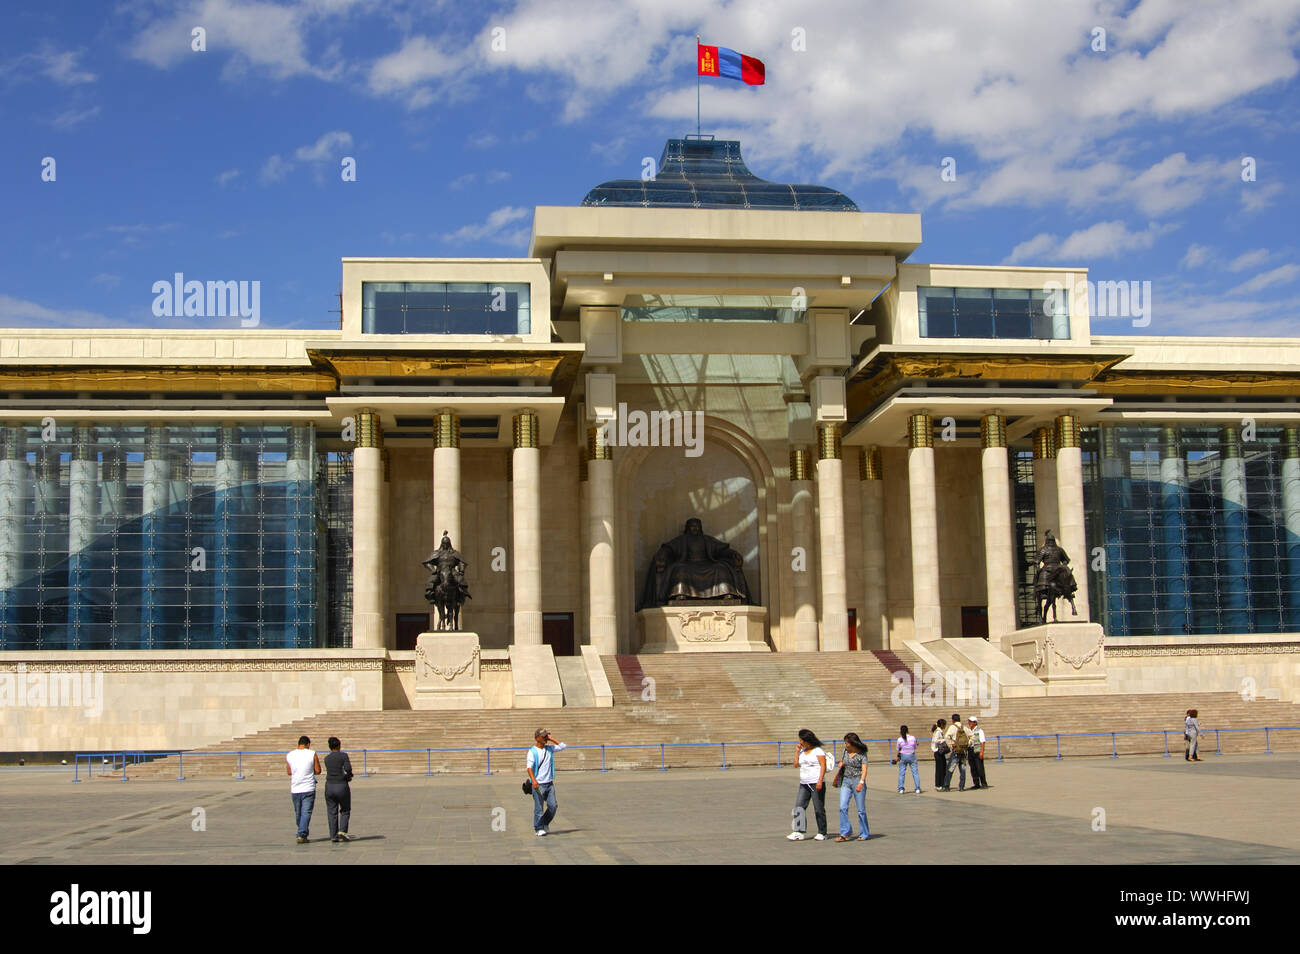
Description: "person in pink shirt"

(893, 724), (922, 794)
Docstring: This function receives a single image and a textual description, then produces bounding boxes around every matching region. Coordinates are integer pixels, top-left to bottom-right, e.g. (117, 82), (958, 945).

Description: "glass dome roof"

(581, 138), (858, 211)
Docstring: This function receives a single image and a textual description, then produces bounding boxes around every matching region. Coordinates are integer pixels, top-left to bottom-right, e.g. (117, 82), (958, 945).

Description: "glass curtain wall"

(1083, 424), (1299, 636)
(0, 423), (318, 650)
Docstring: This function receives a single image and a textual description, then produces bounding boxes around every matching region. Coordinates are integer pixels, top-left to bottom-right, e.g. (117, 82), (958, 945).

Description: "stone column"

(1054, 414), (1091, 621)
(140, 424), (169, 649)
(980, 415), (1016, 640)
(1283, 427), (1300, 630)
(351, 410), (385, 649)
(67, 425), (97, 646)
(578, 443), (590, 645)
(1219, 427), (1250, 632)
(1158, 425), (1192, 633)
(859, 446), (887, 649)
(1098, 425), (1130, 636)
(1032, 426), (1058, 552)
(512, 410), (542, 645)
(0, 426), (27, 635)
(586, 424), (617, 654)
(789, 446), (819, 652)
(908, 413), (942, 642)
(816, 423), (848, 651)
(432, 410), (461, 550)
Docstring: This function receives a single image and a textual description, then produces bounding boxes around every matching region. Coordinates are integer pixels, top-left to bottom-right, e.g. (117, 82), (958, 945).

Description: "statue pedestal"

(412, 632), (483, 709)
(638, 606), (770, 653)
(1007, 622), (1106, 695)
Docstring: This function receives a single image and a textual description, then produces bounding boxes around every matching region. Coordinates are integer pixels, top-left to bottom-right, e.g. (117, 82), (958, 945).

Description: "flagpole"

(696, 34), (701, 138)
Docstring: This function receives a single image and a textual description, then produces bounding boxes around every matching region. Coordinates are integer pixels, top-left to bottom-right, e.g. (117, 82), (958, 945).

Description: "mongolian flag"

(697, 43), (765, 85)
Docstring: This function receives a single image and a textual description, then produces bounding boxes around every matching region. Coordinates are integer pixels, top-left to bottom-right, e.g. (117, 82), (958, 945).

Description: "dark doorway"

(847, 608), (858, 651)
(543, 613), (575, 656)
(396, 613), (430, 651)
(960, 606), (989, 639)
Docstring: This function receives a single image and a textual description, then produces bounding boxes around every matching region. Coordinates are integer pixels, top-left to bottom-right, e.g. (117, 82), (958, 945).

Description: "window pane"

(955, 288), (993, 337)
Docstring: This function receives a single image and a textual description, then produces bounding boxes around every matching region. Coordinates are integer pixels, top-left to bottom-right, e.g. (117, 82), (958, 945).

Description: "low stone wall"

(1105, 635), (1300, 704)
(0, 650), (386, 753)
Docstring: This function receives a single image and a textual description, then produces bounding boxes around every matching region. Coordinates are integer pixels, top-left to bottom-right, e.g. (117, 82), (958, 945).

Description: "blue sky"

(2, 0), (1298, 335)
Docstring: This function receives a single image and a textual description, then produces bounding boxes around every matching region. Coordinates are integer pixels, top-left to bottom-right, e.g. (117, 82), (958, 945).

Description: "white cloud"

(0, 294), (136, 329)
(91, 273), (121, 289)
(50, 105), (101, 129)
(259, 130), (351, 184)
(367, 35), (466, 108)
(1227, 264), (1300, 295)
(216, 168), (240, 187)
(440, 206), (532, 247)
(0, 45), (97, 86)
(1227, 248), (1270, 273)
(1180, 243), (1212, 269)
(1006, 220), (1178, 265)
(259, 154), (292, 185)
(449, 170), (511, 190)
(1242, 181), (1285, 212)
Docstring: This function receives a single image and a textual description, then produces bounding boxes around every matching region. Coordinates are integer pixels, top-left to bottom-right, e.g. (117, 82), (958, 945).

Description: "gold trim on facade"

(860, 446), (882, 481)
(306, 350), (572, 383)
(1285, 426), (1299, 460)
(908, 413), (933, 449)
(356, 410), (382, 449)
(0, 366), (337, 393)
(1033, 427), (1056, 460)
(789, 447), (812, 481)
(513, 411), (539, 449)
(1161, 425), (1179, 459)
(1056, 414), (1080, 449)
(433, 411), (460, 449)
(1093, 371), (1300, 397)
(980, 414), (1006, 449)
(1220, 426), (1241, 460)
(816, 423), (842, 461)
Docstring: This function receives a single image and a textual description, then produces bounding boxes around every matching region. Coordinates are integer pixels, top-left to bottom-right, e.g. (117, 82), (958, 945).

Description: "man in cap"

(967, 716), (988, 790)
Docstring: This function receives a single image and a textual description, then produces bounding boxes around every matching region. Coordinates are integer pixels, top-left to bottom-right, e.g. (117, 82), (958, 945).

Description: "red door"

(395, 613), (429, 651)
(542, 613), (575, 656)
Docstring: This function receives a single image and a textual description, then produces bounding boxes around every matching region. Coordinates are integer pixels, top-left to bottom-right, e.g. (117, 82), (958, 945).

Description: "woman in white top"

(787, 728), (829, 841)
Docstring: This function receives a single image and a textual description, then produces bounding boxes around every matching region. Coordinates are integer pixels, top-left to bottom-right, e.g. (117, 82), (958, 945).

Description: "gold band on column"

(1221, 426), (1241, 460)
(860, 446), (882, 481)
(587, 424), (613, 461)
(1161, 425), (1179, 458)
(1033, 426), (1056, 460)
(578, 444), (588, 483)
(980, 414), (1006, 449)
(357, 410), (382, 449)
(908, 413), (933, 449)
(1284, 426), (1299, 460)
(513, 411), (539, 449)
(789, 447), (812, 481)
(1056, 414), (1080, 449)
(433, 411), (460, 449)
(816, 423), (842, 460)
(73, 424), (95, 461)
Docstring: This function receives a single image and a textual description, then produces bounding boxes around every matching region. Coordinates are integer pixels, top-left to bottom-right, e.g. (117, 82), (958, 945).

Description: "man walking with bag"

(943, 714), (969, 792)
(526, 728), (567, 836)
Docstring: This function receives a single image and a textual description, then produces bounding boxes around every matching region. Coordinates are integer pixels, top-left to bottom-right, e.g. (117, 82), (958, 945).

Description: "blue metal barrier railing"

(68, 726), (1300, 781)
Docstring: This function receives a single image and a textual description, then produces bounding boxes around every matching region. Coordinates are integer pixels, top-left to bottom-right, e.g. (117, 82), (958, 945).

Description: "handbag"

(523, 746), (551, 795)
(832, 764), (846, 788)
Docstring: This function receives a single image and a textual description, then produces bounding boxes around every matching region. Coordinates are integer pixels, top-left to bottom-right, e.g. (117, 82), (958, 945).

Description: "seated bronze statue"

(639, 517), (751, 609)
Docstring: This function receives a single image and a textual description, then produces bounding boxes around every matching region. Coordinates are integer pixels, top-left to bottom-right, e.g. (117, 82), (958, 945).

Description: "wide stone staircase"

(113, 649), (1300, 780)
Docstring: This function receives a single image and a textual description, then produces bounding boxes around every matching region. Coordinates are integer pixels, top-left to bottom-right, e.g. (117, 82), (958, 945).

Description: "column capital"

(860, 446), (882, 481)
(1220, 426), (1241, 459)
(816, 422), (842, 460)
(356, 410), (383, 449)
(513, 410), (539, 449)
(789, 447), (813, 481)
(1055, 413), (1080, 449)
(1160, 424), (1180, 457)
(1284, 426), (1299, 459)
(1099, 423), (1120, 459)
(587, 424), (613, 461)
(433, 411), (460, 449)
(1033, 426), (1056, 460)
(908, 413), (933, 449)
(979, 414), (1006, 449)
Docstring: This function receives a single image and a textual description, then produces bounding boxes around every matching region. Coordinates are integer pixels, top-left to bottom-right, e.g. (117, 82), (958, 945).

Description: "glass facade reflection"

(0, 424), (319, 650)
(1084, 424), (1300, 636)
(919, 287), (1069, 340)
(362, 282), (530, 335)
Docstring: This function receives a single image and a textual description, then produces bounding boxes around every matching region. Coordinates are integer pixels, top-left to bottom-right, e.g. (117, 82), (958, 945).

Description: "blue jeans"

(838, 782), (869, 838)
(897, 754), (921, 791)
(291, 789), (316, 838)
(532, 782), (557, 831)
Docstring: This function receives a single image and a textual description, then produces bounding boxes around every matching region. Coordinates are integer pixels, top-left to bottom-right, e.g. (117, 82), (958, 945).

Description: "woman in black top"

(323, 736), (354, 842)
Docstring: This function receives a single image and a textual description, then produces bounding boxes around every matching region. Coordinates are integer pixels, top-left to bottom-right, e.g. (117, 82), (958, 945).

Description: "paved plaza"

(1, 753), (1297, 865)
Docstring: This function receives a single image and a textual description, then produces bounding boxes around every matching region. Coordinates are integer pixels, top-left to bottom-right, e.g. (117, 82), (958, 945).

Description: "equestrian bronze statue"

(423, 531), (471, 631)
(1033, 529), (1079, 623)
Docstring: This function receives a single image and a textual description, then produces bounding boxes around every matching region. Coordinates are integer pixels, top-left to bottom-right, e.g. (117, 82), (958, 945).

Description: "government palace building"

(3, 138), (1300, 753)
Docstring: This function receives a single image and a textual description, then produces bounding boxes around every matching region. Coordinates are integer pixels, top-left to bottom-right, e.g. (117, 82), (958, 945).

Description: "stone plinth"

(638, 605), (770, 653)
(412, 632), (483, 709)
(1007, 623), (1106, 695)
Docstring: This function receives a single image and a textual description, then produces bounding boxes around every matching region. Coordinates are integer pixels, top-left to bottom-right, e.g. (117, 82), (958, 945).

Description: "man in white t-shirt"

(967, 716), (988, 789)
(285, 735), (322, 844)
(526, 728), (567, 836)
